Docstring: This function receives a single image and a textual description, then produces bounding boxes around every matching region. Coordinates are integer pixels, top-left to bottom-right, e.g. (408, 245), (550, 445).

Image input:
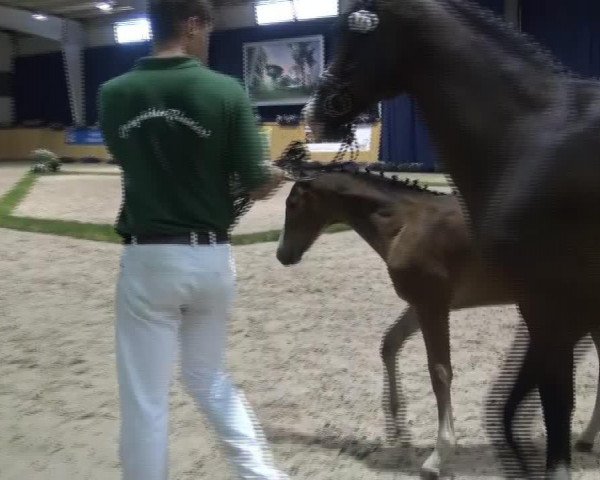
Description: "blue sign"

(65, 127), (104, 145)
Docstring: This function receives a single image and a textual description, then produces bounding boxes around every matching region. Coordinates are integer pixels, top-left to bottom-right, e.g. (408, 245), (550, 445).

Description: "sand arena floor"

(1, 166), (600, 479)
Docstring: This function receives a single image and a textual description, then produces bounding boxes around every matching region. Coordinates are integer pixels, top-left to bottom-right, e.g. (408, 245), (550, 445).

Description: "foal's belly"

(450, 258), (514, 310)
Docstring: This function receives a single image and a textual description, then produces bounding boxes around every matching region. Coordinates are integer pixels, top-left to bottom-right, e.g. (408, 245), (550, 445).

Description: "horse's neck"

(401, 0), (563, 217)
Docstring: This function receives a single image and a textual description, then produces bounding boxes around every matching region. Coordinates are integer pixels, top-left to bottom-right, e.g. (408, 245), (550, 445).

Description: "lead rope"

(330, 122), (360, 164)
(277, 121), (359, 172)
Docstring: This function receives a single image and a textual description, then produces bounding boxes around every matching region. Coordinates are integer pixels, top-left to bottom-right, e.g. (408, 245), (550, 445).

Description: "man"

(98, 1), (287, 479)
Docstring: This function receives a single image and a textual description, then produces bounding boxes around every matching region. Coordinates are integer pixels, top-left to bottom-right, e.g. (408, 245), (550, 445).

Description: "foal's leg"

(380, 306), (420, 442)
(417, 303), (456, 479)
(575, 327), (600, 452)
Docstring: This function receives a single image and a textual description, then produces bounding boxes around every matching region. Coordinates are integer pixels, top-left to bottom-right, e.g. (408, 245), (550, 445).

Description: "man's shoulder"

(99, 71), (135, 97)
(201, 69), (246, 96)
(99, 66), (248, 105)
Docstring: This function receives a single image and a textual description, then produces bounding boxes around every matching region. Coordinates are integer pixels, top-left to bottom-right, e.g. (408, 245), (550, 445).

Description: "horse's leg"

(417, 303), (455, 479)
(516, 299), (585, 480)
(484, 319), (540, 479)
(380, 306), (420, 443)
(575, 327), (600, 452)
(498, 331), (540, 479)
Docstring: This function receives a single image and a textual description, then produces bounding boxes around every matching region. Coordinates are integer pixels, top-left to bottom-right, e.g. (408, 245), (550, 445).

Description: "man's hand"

(249, 167), (286, 201)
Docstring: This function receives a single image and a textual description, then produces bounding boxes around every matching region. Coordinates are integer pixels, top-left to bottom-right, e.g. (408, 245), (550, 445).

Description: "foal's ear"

(296, 180), (314, 193)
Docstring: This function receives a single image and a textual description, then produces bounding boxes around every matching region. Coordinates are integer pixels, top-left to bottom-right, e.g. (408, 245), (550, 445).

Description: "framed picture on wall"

(243, 35), (325, 106)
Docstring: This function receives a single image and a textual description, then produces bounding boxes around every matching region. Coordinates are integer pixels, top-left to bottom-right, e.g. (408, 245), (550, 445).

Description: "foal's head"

(276, 179), (337, 266)
(276, 170), (379, 265)
(276, 168), (423, 265)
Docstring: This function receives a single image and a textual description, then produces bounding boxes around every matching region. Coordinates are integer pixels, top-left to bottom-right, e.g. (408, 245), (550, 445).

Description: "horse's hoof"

(385, 424), (411, 445)
(574, 440), (594, 452)
(546, 463), (572, 480)
(384, 428), (400, 445)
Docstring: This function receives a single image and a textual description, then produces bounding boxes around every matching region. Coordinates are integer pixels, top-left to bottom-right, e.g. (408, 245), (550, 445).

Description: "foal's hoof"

(420, 467), (454, 480)
(574, 440), (594, 452)
(420, 468), (440, 479)
(420, 459), (443, 479)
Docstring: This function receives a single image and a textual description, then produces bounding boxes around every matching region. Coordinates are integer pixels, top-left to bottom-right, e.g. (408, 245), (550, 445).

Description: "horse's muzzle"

(322, 91), (354, 118)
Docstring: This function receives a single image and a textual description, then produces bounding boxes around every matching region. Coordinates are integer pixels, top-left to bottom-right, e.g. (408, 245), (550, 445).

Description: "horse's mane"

(341, 0), (573, 78)
(439, 0), (571, 77)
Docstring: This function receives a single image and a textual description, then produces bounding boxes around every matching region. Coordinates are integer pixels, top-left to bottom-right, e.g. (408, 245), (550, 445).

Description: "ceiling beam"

(0, 3), (67, 41)
(0, 0), (147, 20)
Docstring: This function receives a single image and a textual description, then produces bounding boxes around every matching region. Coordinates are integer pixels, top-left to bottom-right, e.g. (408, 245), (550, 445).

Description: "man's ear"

(185, 17), (204, 36)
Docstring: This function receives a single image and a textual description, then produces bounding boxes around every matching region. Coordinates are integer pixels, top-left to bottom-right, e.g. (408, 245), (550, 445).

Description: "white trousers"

(115, 244), (286, 480)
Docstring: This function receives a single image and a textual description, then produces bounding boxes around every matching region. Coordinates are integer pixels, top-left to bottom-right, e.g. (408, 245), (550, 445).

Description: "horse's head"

(305, 0), (414, 140)
(276, 180), (334, 266)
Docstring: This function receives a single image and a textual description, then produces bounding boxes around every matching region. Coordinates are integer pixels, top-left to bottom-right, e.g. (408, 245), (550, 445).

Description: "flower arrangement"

(276, 114), (301, 127)
(29, 149), (61, 174)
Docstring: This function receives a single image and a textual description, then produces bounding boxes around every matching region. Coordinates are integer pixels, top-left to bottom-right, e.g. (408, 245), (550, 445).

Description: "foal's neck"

(343, 202), (390, 260)
(399, 0), (565, 220)
(329, 179), (419, 260)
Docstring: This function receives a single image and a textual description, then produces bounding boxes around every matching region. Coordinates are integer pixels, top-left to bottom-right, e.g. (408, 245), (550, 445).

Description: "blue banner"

(65, 127), (104, 145)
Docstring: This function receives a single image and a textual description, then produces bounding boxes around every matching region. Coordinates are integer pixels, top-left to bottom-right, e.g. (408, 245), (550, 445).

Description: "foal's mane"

(276, 141), (449, 197)
(300, 161), (449, 197)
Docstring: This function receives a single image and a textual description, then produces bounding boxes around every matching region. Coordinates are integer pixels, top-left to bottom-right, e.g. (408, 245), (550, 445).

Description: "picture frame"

(243, 35), (325, 106)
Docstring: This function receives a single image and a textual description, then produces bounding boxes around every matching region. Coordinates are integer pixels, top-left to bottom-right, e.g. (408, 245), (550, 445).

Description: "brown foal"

(276, 169), (600, 478)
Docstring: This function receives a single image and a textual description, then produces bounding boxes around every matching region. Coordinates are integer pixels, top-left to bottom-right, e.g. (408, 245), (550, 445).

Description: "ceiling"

(0, 0), (254, 21)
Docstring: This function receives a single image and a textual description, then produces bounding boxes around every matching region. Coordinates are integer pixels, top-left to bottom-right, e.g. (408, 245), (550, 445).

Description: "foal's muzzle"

(276, 246), (302, 266)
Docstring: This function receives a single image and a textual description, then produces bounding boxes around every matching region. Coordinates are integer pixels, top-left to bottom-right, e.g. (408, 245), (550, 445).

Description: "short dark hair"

(149, 0), (214, 44)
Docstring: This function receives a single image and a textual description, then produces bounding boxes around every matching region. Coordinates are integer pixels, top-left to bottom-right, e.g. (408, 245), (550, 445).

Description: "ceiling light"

(32, 13), (48, 21)
(96, 2), (114, 12)
(114, 18), (152, 44)
(294, 0), (338, 20)
(255, 1), (294, 25)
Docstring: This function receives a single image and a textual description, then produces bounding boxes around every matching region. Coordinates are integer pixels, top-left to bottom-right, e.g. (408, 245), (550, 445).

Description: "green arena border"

(59, 170), (121, 176)
(0, 171), (448, 245)
(0, 172), (351, 245)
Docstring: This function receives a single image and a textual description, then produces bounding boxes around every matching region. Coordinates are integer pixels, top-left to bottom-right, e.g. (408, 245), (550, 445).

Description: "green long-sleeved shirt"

(99, 56), (269, 236)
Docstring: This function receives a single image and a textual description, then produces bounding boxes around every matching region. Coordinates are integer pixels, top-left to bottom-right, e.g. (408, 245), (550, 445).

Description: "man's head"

(149, 0), (214, 61)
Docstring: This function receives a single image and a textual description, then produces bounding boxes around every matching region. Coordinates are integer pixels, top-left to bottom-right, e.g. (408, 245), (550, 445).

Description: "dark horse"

(304, 0), (600, 478)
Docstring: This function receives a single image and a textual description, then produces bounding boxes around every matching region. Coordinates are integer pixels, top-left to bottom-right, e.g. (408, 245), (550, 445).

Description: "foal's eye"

(377, 208), (394, 218)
